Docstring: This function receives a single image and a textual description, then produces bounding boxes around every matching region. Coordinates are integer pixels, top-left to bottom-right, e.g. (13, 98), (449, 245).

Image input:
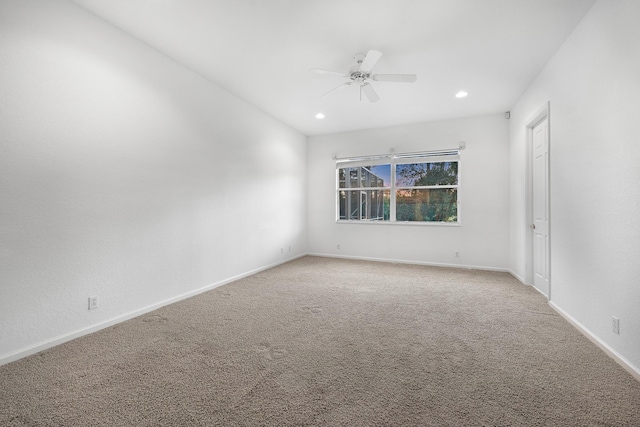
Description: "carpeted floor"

(1, 256), (639, 426)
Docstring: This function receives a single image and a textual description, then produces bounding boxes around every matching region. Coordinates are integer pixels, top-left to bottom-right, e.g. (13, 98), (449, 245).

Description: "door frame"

(525, 102), (551, 299)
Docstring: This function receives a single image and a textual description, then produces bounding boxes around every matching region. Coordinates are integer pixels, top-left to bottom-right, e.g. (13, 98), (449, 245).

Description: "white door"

(532, 118), (549, 296)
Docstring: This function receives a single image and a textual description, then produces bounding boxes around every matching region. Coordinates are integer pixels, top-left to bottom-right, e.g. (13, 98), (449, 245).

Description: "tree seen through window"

(337, 156), (459, 223)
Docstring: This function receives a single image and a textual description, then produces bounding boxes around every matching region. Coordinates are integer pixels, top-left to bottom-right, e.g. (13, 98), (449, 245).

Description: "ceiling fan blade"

(372, 74), (417, 83)
(322, 81), (352, 98)
(310, 68), (347, 77)
(362, 83), (380, 103)
(359, 49), (382, 72)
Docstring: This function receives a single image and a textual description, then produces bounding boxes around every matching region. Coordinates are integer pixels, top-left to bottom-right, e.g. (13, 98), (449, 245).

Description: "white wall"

(308, 114), (510, 270)
(509, 0), (640, 371)
(0, 0), (307, 364)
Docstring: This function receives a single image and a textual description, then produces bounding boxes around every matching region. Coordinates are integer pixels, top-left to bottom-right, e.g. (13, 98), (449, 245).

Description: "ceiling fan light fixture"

(313, 50), (416, 102)
(455, 91), (468, 98)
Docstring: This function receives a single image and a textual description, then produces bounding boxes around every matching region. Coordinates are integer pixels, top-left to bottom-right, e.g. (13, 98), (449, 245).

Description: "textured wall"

(0, 0), (307, 363)
(509, 0), (640, 371)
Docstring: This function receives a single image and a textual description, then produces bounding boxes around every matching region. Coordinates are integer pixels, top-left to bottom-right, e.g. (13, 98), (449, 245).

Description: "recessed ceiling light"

(455, 91), (468, 98)
(315, 113), (325, 119)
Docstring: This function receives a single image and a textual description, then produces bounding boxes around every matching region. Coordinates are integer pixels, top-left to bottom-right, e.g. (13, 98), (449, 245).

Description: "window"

(338, 165), (390, 221)
(336, 150), (459, 223)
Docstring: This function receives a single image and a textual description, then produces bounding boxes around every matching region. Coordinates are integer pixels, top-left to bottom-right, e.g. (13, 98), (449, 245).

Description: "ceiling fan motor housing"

(349, 69), (370, 83)
(350, 53), (370, 83)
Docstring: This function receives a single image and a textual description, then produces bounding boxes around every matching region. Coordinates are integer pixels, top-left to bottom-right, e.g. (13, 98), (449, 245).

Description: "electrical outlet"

(280, 247), (284, 254)
(337, 244), (340, 249)
(88, 296), (98, 310)
(455, 251), (460, 257)
(612, 316), (620, 334)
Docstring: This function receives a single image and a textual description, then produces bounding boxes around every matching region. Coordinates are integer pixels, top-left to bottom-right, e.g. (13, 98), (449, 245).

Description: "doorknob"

(530, 224), (536, 229)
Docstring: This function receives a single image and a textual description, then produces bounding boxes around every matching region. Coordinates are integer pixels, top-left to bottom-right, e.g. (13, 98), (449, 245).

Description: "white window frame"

(336, 149), (461, 225)
(337, 163), (389, 221)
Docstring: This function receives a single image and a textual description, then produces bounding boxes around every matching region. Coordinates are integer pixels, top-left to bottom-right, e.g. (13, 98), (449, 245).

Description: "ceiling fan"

(311, 49), (417, 102)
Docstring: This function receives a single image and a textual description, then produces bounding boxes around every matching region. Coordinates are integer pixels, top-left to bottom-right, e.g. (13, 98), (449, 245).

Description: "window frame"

(335, 150), (461, 226)
(337, 164), (390, 221)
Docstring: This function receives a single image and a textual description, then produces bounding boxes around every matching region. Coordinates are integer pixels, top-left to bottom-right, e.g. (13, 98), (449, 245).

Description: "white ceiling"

(71, 0), (595, 136)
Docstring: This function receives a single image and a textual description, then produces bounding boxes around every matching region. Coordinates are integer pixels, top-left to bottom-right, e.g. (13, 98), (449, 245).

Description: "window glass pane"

(396, 162), (458, 187)
(339, 165), (391, 189)
(366, 165), (391, 187)
(396, 189), (457, 222)
(338, 189), (390, 221)
(350, 168), (359, 188)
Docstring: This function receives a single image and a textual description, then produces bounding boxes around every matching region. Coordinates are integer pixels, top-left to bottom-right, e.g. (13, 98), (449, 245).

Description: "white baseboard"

(306, 252), (511, 274)
(530, 283), (549, 299)
(549, 301), (640, 382)
(0, 254), (305, 367)
(507, 269), (527, 285)
(506, 270), (551, 300)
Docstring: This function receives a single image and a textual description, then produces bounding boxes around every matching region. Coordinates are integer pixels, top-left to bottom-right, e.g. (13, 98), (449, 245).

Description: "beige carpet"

(1, 256), (639, 426)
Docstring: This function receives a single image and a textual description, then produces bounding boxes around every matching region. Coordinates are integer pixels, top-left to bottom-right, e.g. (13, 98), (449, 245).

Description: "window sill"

(336, 220), (460, 227)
